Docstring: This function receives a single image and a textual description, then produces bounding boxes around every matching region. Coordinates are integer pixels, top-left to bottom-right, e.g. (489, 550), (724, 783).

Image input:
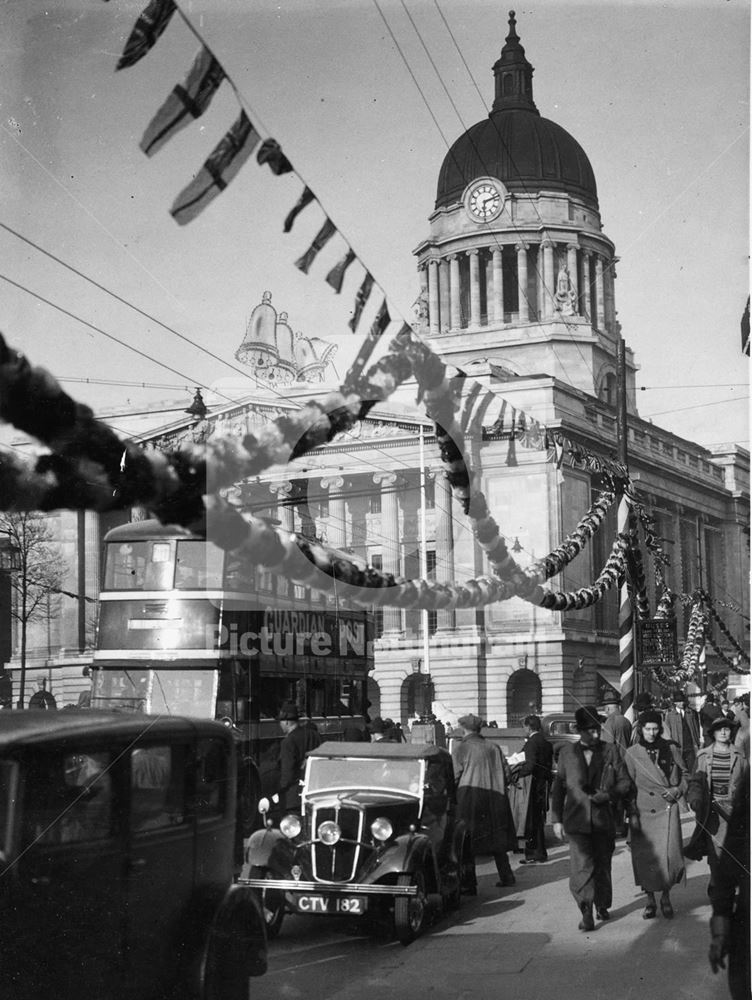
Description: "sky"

(0, 0), (749, 453)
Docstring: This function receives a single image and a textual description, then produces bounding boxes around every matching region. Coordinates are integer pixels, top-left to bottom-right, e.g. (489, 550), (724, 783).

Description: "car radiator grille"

(311, 805), (363, 882)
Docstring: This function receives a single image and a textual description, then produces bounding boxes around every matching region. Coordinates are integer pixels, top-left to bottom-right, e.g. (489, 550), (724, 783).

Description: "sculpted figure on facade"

(554, 264), (577, 316)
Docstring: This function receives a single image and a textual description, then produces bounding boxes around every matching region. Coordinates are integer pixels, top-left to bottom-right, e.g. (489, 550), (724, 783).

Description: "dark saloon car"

(242, 741), (475, 944)
(0, 711), (266, 1000)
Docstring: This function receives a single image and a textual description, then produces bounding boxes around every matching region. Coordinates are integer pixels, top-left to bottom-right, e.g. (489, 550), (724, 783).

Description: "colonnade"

(267, 468), (457, 635)
(420, 239), (616, 334)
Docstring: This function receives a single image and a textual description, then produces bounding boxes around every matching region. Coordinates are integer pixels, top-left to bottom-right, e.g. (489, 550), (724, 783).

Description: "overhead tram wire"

(0, 222), (269, 392)
(0, 229), (462, 527)
(0, 271), (251, 409)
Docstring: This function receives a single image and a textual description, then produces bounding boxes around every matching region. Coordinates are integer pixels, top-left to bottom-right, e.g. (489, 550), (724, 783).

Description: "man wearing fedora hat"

(551, 705), (632, 931)
(276, 701), (321, 812)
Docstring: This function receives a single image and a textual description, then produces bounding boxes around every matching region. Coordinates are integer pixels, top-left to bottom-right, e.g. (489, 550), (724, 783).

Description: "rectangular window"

(131, 745), (187, 833)
(426, 550), (437, 634)
(192, 738), (229, 819)
(369, 493), (382, 515)
(24, 751), (114, 846)
(0, 761), (18, 861)
(175, 540), (224, 589)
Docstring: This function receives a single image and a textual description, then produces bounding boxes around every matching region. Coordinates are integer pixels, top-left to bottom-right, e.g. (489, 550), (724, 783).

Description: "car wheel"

(394, 871), (427, 945)
(248, 865), (285, 939)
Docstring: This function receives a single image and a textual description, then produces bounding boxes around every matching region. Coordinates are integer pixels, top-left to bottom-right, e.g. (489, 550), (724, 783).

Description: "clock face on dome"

(465, 179), (506, 222)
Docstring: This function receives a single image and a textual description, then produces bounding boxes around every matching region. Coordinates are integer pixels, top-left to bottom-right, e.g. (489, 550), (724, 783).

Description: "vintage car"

(242, 741), (475, 945)
(541, 713), (580, 763)
(0, 711), (266, 1000)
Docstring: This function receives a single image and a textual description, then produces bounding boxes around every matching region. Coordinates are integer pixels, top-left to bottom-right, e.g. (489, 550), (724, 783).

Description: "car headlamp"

(317, 820), (341, 845)
(280, 814), (302, 839)
(370, 817), (393, 842)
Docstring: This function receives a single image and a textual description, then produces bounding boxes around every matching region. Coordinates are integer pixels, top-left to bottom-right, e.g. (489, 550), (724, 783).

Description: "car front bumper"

(238, 878), (417, 895)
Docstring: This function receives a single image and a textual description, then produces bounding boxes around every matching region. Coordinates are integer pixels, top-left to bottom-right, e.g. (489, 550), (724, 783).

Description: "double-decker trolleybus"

(92, 520), (374, 797)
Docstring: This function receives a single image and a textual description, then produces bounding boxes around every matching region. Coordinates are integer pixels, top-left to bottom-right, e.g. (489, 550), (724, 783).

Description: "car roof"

(103, 520), (198, 542)
(309, 741), (451, 761)
(0, 710), (230, 751)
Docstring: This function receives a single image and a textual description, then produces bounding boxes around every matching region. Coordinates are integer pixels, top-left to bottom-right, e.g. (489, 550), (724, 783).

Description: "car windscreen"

(305, 756), (422, 796)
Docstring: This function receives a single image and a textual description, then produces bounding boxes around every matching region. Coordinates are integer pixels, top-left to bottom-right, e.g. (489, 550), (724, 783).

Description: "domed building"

(414, 10), (632, 407)
(21, 14), (748, 727)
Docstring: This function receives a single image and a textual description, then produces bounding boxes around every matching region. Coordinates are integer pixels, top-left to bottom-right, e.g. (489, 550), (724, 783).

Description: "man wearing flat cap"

(276, 701), (321, 812)
(551, 705), (632, 931)
(451, 714), (516, 890)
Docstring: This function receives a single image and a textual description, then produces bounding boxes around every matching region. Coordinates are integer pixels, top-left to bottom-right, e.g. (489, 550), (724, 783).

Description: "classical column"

(566, 244), (579, 311)
(468, 249), (481, 327)
(439, 258), (450, 332)
(320, 475), (346, 550)
(542, 240), (555, 318)
(606, 259), (618, 330)
(433, 471), (455, 631)
(428, 259), (440, 335)
(492, 248), (504, 323)
(595, 255), (606, 330)
(270, 481), (295, 596)
(536, 244), (544, 319)
(373, 472), (402, 634)
(516, 242), (529, 322)
(581, 250), (592, 327)
(449, 254), (461, 329)
(418, 265), (429, 331)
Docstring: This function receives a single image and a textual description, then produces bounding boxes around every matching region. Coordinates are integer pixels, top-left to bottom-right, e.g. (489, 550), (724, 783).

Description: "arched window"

(599, 372), (617, 407)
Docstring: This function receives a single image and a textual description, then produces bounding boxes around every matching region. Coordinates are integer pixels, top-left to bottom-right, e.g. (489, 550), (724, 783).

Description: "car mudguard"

(201, 884), (267, 1000)
(362, 833), (436, 887)
(244, 827), (295, 873)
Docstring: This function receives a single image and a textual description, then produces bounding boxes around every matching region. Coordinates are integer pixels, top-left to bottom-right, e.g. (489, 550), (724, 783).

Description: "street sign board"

(637, 617), (678, 666)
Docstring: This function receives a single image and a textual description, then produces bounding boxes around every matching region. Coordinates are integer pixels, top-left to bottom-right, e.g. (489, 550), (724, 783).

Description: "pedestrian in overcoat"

(551, 705), (632, 931)
(514, 714), (553, 863)
(624, 710), (687, 919)
(276, 701), (321, 812)
(452, 714), (516, 889)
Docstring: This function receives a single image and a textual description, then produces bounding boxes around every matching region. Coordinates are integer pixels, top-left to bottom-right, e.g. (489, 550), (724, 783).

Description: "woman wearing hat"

(624, 710), (688, 918)
(685, 715), (748, 893)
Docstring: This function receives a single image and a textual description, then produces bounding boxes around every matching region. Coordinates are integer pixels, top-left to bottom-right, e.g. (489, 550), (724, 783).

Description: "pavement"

(314, 813), (736, 1000)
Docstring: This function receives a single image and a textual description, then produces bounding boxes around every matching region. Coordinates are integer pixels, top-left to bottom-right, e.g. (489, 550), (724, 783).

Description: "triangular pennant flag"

(294, 218), (337, 274)
(256, 138), (293, 175)
(117, 0), (176, 71)
(283, 186), (315, 233)
(368, 299), (391, 340)
(140, 47), (225, 157)
(170, 112), (260, 225)
(325, 248), (356, 293)
(345, 319), (407, 392)
(348, 272), (374, 332)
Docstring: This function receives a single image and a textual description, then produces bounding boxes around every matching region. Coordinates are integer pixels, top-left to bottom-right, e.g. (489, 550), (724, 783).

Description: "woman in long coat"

(451, 714), (516, 888)
(624, 710), (687, 919)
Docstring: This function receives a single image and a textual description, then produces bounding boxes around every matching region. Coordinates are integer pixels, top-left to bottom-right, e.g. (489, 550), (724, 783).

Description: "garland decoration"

(679, 594), (710, 678)
(700, 588), (750, 664)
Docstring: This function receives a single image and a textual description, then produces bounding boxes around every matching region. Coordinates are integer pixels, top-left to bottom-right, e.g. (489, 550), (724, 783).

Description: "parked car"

(541, 713), (580, 764)
(242, 741), (476, 945)
(0, 711), (267, 1000)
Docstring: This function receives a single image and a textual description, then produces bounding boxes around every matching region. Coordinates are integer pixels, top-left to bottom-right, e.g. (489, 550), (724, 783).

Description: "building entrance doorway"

(507, 669), (542, 727)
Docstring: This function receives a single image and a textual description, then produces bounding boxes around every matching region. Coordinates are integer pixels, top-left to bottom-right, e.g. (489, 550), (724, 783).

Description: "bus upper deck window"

(143, 542), (174, 590)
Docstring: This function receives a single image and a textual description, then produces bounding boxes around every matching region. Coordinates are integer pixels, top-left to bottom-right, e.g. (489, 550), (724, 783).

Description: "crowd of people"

(445, 689), (749, 1000)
